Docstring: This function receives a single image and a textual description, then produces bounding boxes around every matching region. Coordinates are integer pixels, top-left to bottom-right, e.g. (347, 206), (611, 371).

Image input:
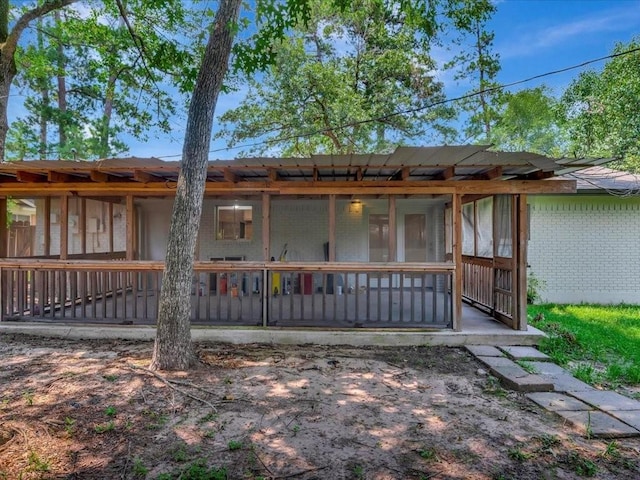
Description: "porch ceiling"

(0, 145), (609, 197)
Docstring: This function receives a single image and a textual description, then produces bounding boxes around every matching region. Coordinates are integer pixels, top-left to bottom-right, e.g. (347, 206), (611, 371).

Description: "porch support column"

(388, 196), (396, 261)
(80, 198), (87, 254)
(328, 195), (336, 261)
(452, 193), (463, 331)
(60, 195), (69, 260)
(0, 198), (7, 258)
(126, 195), (135, 260)
(515, 194), (528, 330)
(108, 202), (114, 253)
(262, 193), (270, 261)
(44, 197), (51, 256)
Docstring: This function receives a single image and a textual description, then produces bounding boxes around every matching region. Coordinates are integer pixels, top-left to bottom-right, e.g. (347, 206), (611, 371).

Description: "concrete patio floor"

(0, 302), (545, 347)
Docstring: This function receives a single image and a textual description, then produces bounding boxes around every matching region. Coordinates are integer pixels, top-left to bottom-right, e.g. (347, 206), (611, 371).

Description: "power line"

(156, 45), (640, 160)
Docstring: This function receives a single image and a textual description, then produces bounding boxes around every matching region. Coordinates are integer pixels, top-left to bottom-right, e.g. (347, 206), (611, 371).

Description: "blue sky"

(164, 0), (640, 160)
(8, 0), (640, 160)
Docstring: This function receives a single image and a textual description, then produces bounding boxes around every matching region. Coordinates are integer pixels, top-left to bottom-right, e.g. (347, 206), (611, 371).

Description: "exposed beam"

(519, 170), (555, 180)
(268, 168), (280, 181)
(48, 171), (88, 183)
(0, 179), (578, 196)
(435, 167), (455, 180)
(223, 169), (243, 183)
(0, 174), (18, 183)
(133, 170), (163, 184)
(16, 171), (47, 183)
(90, 171), (123, 183)
(472, 166), (502, 180)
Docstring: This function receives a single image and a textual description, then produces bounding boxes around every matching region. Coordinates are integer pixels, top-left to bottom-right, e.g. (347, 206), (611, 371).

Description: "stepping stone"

(568, 390), (640, 411)
(499, 346), (551, 361)
(607, 410), (640, 430)
(546, 374), (595, 394)
(476, 356), (516, 368)
(526, 392), (592, 411)
(527, 361), (568, 376)
(467, 345), (503, 357)
(476, 356), (553, 392)
(554, 410), (640, 438)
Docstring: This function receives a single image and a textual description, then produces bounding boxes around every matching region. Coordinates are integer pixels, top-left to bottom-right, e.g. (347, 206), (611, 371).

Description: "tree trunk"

(37, 20), (49, 159)
(99, 70), (117, 158)
(54, 11), (67, 152)
(150, 0), (241, 371)
(0, 51), (15, 161)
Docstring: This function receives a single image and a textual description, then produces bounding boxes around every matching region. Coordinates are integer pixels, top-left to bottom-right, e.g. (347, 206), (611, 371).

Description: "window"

(216, 206), (252, 240)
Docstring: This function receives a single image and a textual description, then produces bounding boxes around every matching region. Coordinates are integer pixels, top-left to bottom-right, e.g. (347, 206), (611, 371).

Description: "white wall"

(138, 196), (447, 263)
(528, 194), (640, 304)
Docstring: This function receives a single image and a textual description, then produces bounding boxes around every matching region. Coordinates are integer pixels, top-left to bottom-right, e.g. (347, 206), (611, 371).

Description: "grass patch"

(529, 304), (640, 387)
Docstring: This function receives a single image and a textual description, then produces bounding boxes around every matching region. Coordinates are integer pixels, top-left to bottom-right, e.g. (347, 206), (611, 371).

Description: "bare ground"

(0, 334), (639, 480)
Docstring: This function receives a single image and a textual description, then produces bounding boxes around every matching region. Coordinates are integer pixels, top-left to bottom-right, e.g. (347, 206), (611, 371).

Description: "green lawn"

(528, 304), (640, 387)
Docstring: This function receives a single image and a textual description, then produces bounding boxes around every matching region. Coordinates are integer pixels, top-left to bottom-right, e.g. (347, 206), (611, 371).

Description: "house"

(528, 167), (640, 304)
(0, 145), (605, 338)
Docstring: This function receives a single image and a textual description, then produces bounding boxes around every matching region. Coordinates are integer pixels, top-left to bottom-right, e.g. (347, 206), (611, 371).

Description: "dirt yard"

(0, 334), (639, 480)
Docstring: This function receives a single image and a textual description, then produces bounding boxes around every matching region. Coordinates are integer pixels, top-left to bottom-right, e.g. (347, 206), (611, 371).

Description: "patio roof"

(0, 145), (609, 196)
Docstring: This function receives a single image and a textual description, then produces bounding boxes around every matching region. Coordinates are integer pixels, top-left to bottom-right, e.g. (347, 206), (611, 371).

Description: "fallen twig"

(274, 465), (328, 479)
(253, 449), (273, 476)
(126, 364), (217, 412)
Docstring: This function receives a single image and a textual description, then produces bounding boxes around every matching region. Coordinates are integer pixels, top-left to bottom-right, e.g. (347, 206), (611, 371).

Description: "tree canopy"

(5, 0), (197, 161)
(216, 0), (498, 156)
(560, 38), (640, 172)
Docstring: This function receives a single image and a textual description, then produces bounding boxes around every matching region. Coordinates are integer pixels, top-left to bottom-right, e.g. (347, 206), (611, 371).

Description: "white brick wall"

(528, 195), (640, 304)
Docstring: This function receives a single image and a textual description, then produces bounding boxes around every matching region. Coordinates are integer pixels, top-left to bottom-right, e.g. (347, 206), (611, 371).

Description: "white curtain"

(495, 195), (512, 258)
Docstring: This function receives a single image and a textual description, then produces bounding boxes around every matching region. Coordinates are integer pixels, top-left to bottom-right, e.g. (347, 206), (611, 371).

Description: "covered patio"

(0, 145), (600, 338)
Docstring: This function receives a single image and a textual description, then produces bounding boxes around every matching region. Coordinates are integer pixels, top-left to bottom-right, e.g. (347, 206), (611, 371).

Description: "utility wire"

(153, 45), (640, 160)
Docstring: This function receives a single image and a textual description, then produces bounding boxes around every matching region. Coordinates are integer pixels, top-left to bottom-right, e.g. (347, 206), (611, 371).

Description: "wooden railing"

(461, 255), (514, 326)
(0, 260), (454, 328)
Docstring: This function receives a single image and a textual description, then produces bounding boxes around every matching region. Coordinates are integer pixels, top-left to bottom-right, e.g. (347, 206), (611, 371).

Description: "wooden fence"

(0, 260), (454, 328)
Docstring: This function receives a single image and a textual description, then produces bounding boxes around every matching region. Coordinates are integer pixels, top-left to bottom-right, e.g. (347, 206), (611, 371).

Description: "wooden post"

(388, 196), (396, 262)
(60, 195), (69, 260)
(452, 193), (463, 331)
(80, 198), (87, 254)
(126, 195), (135, 260)
(108, 202), (114, 253)
(0, 198), (7, 258)
(44, 197), (51, 256)
(262, 193), (270, 261)
(516, 194), (528, 330)
(328, 195), (336, 261)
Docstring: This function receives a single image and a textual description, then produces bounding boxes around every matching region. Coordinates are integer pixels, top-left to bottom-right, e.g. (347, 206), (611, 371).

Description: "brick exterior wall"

(528, 195), (640, 304)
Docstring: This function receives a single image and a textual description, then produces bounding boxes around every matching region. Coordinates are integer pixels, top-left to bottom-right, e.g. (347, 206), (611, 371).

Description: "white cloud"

(498, 2), (640, 59)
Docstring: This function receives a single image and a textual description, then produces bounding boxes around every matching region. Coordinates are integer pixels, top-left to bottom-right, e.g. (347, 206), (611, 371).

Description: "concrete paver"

(468, 345), (640, 438)
(547, 374), (595, 393)
(526, 392), (592, 411)
(499, 346), (550, 361)
(476, 356), (554, 391)
(568, 390), (640, 411)
(527, 361), (568, 375)
(607, 410), (640, 430)
(466, 345), (503, 357)
(554, 410), (640, 438)
(476, 355), (518, 368)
